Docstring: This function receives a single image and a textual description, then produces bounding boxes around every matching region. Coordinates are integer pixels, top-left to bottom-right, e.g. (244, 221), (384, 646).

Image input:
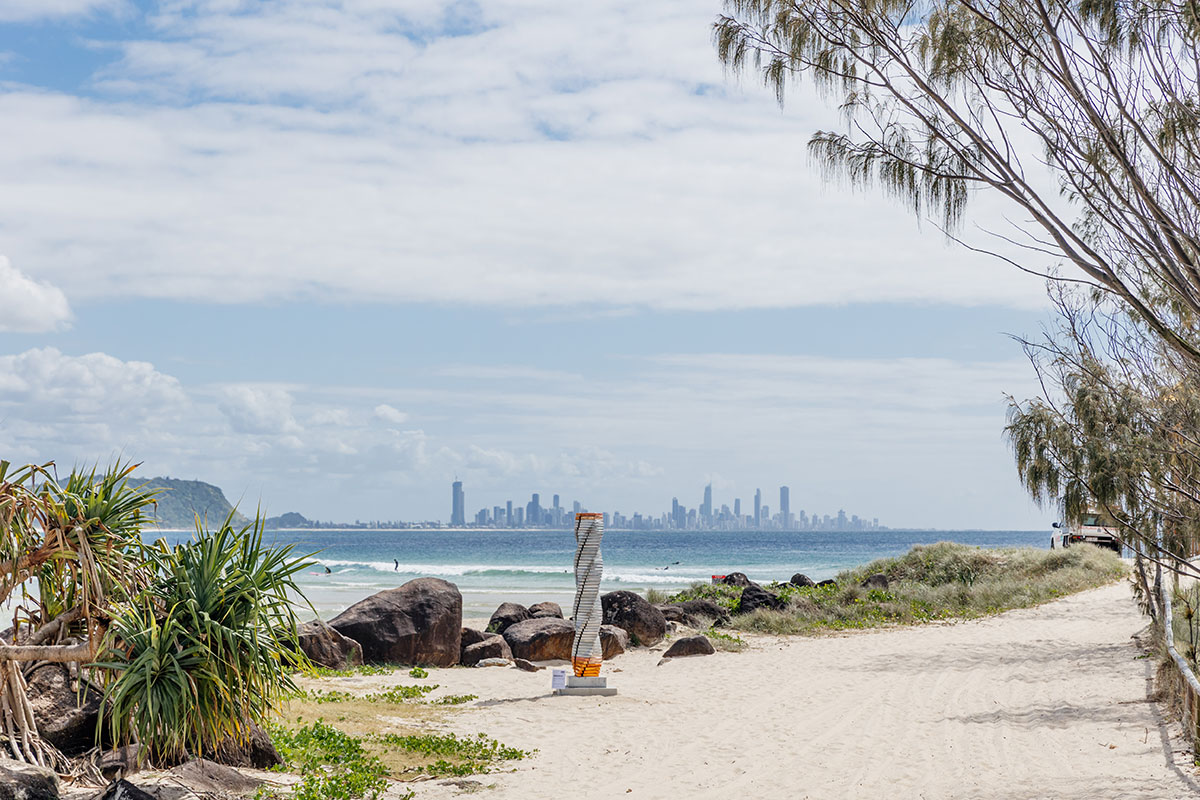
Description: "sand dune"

(399, 583), (1198, 799)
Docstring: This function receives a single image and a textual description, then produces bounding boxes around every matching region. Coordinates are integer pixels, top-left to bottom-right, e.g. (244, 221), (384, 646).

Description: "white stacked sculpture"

(555, 512), (616, 696)
(571, 512), (604, 677)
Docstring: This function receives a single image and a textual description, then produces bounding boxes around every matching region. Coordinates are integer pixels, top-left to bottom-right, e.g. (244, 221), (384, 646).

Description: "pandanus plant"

(0, 460), (312, 770)
(0, 460), (155, 768)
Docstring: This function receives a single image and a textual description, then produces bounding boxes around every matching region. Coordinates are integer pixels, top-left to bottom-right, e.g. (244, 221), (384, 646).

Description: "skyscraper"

(780, 486), (791, 530)
(734, 498), (741, 518)
(506, 500), (513, 528)
(528, 493), (542, 526)
(754, 488), (762, 528)
(701, 483), (713, 523)
(451, 480), (465, 527)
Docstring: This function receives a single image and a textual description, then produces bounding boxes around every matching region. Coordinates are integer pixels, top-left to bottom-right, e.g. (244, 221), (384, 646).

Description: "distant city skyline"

(447, 479), (884, 532)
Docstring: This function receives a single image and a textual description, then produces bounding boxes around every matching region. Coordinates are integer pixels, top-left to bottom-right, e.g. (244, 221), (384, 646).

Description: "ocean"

(154, 527), (1051, 622)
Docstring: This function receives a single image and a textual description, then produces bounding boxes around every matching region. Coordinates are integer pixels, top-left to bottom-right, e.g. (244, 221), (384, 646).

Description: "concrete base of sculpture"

(554, 675), (617, 696)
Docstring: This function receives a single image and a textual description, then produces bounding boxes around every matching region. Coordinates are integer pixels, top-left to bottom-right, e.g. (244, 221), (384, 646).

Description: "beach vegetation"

(0, 459), (319, 770)
(298, 684), (439, 704)
(434, 694), (479, 705)
(644, 588), (672, 604)
(668, 543), (1125, 634)
(260, 721), (400, 800)
(303, 662), (397, 678)
(701, 628), (748, 652)
(97, 513), (310, 763)
(408, 666), (429, 678)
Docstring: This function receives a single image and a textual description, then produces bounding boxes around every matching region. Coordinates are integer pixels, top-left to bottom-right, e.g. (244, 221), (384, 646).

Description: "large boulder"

(817, 579), (837, 588)
(528, 602), (563, 619)
(462, 635), (513, 666)
(206, 722), (283, 769)
(330, 577), (462, 666)
(658, 600), (730, 628)
(26, 663), (104, 754)
(861, 573), (890, 591)
(739, 583), (785, 614)
(600, 624), (628, 659)
(790, 573), (816, 588)
(297, 619), (363, 670)
(721, 572), (753, 588)
(0, 761), (58, 800)
(502, 617), (574, 662)
(487, 602), (531, 634)
(601, 591), (667, 647)
(662, 635), (716, 658)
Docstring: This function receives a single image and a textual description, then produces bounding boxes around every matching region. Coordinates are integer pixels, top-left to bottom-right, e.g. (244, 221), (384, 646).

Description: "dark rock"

(100, 744), (143, 781)
(297, 619), (363, 670)
(659, 600), (731, 628)
(206, 722), (283, 769)
(528, 602), (563, 619)
(816, 579), (837, 588)
(91, 779), (153, 800)
(461, 635), (513, 666)
(330, 577), (462, 666)
(861, 573), (890, 591)
(721, 572), (753, 588)
(502, 617), (574, 662)
(461, 627), (491, 652)
(739, 583), (785, 614)
(169, 759), (261, 794)
(601, 591), (667, 647)
(487, 602), (531, 634)
(790, 573), (816, 588)
(514, 658), (543, 672)
(662, 636), (716, 658)
(656, 604), (686, 623)
(600, 624), (628, 659)
(0, 761), (58, 800)
(26, 663), (104, 754)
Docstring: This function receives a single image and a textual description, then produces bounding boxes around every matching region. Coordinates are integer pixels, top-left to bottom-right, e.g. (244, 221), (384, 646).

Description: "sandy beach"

(305, 583), (1199, 800)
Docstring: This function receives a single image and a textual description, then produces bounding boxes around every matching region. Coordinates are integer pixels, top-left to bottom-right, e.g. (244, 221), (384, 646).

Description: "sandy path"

(388, 583), (1198, 799)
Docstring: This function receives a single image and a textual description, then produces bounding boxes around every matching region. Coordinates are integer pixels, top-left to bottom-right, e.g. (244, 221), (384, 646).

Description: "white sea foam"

(310, 559), (701, 585)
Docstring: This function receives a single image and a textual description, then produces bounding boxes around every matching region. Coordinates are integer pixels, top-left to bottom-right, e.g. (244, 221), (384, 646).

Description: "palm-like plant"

(97, 512), (311, 764)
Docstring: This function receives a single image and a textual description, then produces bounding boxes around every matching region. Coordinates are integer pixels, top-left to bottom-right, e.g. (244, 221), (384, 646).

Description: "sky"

(0, 0), (1067, 528)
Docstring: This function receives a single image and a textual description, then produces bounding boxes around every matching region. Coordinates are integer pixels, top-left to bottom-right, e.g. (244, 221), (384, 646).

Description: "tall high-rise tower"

(451, 480), (465, 527)
(754, 488), (762, 528)
(779, 486), (791, 530)
(701, 483), (713, 523)
(528, 493), (542, 526)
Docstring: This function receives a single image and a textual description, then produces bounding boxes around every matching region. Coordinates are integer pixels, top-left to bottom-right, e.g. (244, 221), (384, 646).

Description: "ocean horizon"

(153, 527), (1053, 622)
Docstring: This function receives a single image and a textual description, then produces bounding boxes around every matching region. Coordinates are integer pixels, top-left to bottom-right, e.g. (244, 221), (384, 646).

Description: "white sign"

(551, 668), (566, 690)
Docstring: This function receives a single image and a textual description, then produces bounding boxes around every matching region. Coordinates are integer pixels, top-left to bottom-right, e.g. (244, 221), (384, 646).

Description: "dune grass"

(263, 679), (529, 800)
(666, 542), (1127, 635)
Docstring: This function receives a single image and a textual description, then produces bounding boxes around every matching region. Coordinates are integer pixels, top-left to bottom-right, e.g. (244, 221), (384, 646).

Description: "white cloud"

(218, 386), (301, 435)
(373, 404), (409, 424)
(0, 346), (1046, 527)
(0, 0), (120, 22)
(0, 2), (1051, 311)
(0, 257), (71, 333)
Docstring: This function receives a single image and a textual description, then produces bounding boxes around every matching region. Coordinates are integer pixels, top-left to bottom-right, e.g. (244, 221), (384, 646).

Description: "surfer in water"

(324, 566), (331, 574)
(394, 559), (399, 571)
